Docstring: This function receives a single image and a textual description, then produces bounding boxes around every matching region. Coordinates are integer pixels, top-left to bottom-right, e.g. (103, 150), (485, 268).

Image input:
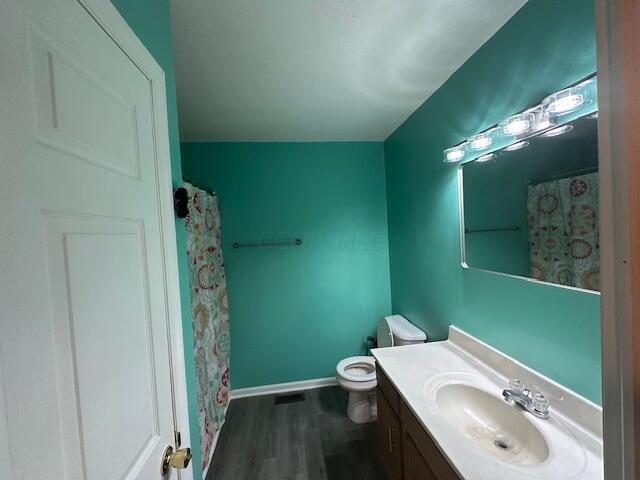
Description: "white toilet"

(336, 315), (427, 424)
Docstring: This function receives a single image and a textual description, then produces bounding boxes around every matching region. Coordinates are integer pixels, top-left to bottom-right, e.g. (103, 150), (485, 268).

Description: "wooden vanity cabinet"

(376, 367), (460, 480)
(377, 383), (403, 479)
(376, 364), (403, 479)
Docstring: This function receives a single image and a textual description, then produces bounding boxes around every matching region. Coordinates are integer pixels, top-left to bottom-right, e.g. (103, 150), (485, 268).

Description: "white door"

(0, 0), (187, 479)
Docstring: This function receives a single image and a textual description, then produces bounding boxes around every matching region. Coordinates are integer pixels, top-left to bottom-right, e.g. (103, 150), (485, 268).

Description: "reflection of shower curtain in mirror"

(184, 183), (230, 470)
(526, 173), (599, 291)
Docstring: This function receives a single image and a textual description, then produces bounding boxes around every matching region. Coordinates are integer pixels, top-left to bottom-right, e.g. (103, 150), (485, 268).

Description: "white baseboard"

(202, 421), (224, 480)
(229, 377), (338, 400)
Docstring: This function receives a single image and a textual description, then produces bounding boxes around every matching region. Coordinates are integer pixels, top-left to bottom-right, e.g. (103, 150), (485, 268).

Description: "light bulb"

(446, 150), (464, 162)
(500, 113), (534, 137)
(443, 144), (467, 162)
(468, 130), (496, 151)
(505, 120), (528, 135)
(549, 94), (583, 114)
(544, 87), (585, 116)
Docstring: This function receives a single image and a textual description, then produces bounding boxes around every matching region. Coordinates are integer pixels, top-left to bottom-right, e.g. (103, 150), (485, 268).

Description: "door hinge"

(175, 431), (182, 448)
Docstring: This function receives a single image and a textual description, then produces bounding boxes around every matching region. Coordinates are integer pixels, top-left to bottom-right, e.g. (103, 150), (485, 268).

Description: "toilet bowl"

(336, 315), (426, 424)
(336, 356), (377, 423)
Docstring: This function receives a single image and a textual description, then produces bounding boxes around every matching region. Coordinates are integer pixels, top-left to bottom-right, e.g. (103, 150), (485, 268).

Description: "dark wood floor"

(206, 386), (389, 480)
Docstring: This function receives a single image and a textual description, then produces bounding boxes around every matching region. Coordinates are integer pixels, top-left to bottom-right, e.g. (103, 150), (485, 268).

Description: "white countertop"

(371, 326), (603, 480)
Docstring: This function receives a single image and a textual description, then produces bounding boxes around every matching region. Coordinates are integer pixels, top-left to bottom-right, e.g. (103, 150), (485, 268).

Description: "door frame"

(76, 1), (193, 478)
(596, 0), (640, 478)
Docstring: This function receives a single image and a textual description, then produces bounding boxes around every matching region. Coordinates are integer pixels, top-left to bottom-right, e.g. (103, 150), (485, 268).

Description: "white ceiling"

(171, 0), (526, 142)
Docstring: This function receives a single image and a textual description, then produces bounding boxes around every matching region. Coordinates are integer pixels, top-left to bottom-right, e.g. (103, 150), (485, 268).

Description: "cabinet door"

(403, 431), (437, 480)
(401, 401), (460, 480)
(377, 386), (403, 480)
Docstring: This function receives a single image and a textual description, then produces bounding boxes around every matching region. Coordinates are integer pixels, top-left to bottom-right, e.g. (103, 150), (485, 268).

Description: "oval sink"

(436, 383), (550, 466)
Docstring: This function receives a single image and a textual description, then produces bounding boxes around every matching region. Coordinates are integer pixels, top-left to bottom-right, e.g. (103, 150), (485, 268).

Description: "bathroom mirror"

(460, 112), (600, 292)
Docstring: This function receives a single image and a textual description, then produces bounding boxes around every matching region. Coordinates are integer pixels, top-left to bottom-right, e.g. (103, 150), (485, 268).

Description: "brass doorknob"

(160, 445), (192, 475)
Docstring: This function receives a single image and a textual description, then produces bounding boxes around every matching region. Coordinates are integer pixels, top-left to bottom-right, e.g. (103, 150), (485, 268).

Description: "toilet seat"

(336, 356), (376, 383)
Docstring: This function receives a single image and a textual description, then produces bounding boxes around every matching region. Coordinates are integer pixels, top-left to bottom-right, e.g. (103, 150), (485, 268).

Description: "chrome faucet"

(502, 379), (550, 420)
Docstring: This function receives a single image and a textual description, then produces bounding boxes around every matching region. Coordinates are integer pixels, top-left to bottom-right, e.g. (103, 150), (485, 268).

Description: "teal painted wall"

(181, 142), (392, 389)
(111, 1), (203, 477)
(384, 0), (602, 403)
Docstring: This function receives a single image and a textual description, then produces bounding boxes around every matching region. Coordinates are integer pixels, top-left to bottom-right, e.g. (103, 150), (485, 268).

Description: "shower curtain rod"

(182, 176), (217, 196)
(233, 238), (303, 249)
(465, 226), (521, 234)
(528, 166), (598, 186)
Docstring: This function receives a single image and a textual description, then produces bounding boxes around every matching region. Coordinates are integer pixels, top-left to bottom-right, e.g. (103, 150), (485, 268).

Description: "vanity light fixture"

(504, 140), (529, 152)
(476, 153), (496, 162)
(444, 143), (467, 163)
(442, 73), (597, 163)
(542, 124), (573, 137)
(543, 86), (585, 116)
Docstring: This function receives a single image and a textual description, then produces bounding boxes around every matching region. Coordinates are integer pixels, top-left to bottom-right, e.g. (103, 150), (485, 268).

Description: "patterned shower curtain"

(526, 172), (599, 291)
(184, 183), (230, 470)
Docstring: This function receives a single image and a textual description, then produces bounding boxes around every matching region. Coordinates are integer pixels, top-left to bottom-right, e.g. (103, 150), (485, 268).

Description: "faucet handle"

(533, 393), (550, 414)
(509, 378), (524, 394)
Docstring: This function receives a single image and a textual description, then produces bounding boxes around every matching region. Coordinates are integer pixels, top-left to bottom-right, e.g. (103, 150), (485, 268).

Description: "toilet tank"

(379, 315), (427, 347)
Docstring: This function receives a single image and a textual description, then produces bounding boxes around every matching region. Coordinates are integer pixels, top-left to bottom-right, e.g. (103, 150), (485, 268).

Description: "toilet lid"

(376, 317), (394, 348)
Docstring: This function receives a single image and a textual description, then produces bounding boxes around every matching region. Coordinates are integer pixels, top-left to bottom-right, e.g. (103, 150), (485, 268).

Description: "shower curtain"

(526, 172), (599, 291)
(184, 183), (230, 470)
